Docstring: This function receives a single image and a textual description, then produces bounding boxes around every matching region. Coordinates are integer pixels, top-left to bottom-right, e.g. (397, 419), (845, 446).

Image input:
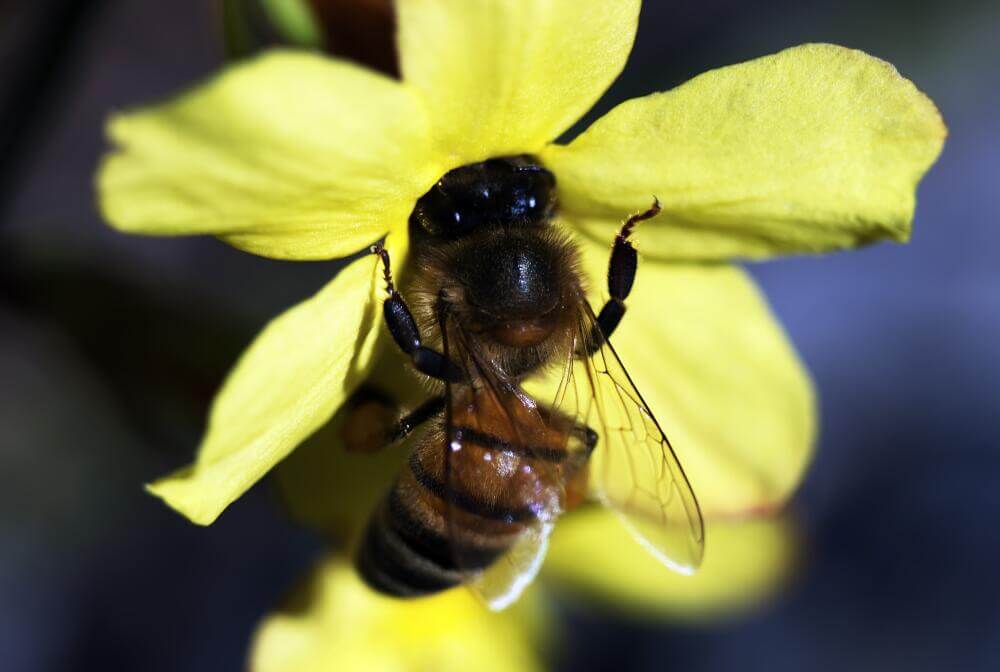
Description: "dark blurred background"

(1, 1), (997, 670)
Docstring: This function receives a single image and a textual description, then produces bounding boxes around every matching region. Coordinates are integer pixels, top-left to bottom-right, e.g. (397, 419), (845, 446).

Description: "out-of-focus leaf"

(222, 0), (323, 59)
(262, 0), (323, 48)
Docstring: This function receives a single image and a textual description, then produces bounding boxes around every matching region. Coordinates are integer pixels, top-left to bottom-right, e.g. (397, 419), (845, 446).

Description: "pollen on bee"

(483, 452), (493, 462)
(450, 440), (462, 452)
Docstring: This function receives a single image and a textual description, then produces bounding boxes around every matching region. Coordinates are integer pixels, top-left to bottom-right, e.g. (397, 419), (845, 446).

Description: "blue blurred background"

(1, 1), (997, 670)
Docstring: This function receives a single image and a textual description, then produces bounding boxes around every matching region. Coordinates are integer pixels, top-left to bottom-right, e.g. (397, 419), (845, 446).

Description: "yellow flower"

(97, 0), (945, 668)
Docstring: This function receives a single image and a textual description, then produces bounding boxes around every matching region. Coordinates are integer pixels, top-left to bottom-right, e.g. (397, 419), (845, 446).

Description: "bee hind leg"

(587, 198), (661, 354)
(343, 390), (445, 453)
(341, 387), (396, 453)
(387, 395), (445, 443)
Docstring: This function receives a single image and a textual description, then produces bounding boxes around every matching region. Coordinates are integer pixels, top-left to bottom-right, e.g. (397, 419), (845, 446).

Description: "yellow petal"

(544, 507), (798, 620)
(543, 44), (946, 260)
(147, 235), (404, 525)
(99, 50), (442, 260)
(273, 343), (426, 537)
(397, 0), (640, 164)
(574, 238), (815, 517)
(249, 556), (547, 672)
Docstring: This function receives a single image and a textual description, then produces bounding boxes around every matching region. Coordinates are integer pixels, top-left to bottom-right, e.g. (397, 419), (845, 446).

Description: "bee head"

(410, 155), (556, 238)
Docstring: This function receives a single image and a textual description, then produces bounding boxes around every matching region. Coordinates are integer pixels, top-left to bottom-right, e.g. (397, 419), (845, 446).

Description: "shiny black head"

(410, 155), (556, 238)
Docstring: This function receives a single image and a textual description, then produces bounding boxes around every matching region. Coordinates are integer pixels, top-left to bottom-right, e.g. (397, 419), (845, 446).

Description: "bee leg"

(565, 423), (599, 510)
(572, 424), (599, 456)
(588, 198), (661, 354)
(343, 390), (445, 453)
(342, 386), (396, 453)
(387, 395), (445, 444)
(370, 244), (465, 383)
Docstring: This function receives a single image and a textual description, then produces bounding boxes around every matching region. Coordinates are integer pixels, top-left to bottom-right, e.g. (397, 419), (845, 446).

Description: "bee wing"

(439, 313), (576, 610)
(469, 513), (555, 611)
(552, 306), (705, 574)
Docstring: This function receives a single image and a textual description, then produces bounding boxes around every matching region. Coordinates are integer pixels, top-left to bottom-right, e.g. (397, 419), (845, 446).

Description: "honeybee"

(354, 155), (704, 609)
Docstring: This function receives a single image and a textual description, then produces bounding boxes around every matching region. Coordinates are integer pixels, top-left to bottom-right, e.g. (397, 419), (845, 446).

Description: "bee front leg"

(370, 244), (464, 383)
(588, 199), (661, 354)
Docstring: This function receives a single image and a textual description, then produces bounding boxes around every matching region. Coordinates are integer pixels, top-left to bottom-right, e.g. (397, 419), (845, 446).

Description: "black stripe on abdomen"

(356, 495), (462, 598)
(356, 421), (563, 599)
(385, 488), (503, 571)
(453, 426), (569, 462)
(356, 481), (515, 598)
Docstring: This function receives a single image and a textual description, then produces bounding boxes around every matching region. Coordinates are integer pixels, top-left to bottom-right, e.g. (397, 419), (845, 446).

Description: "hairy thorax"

(404, 221), (585, 383)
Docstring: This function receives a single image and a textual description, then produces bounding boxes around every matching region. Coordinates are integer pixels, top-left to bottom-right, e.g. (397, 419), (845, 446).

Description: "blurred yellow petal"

(575, 238), (815, 517)
(273, 344), (425, 537)
(148, 234), (405, 525)
(397, 0), (639, 164)
(99, 50), (443, 260)
(544, 507), (798, 620)
(250, 557), (546, 672)
(273, 413), (408, 538)
(543, 44), (946, 260)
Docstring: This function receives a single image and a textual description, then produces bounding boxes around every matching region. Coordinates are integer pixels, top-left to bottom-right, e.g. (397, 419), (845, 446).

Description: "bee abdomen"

(356, 484), (510, 598)
(356, 498), (460, 597)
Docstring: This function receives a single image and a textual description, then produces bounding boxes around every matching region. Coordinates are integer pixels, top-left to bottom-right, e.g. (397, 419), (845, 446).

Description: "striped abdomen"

(357, 397), (583, 598)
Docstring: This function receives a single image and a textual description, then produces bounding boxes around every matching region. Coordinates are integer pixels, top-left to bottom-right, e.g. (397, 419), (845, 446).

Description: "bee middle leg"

(587, 199), (661, 354)
(370, 243), (464, 383)
(564, 420), (599, 511)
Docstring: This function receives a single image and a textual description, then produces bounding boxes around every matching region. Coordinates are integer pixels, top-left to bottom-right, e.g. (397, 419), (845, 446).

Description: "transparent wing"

(439, 312), (582, 610)
(550, 305), (705, 574)
(469, 513), (556, 611)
